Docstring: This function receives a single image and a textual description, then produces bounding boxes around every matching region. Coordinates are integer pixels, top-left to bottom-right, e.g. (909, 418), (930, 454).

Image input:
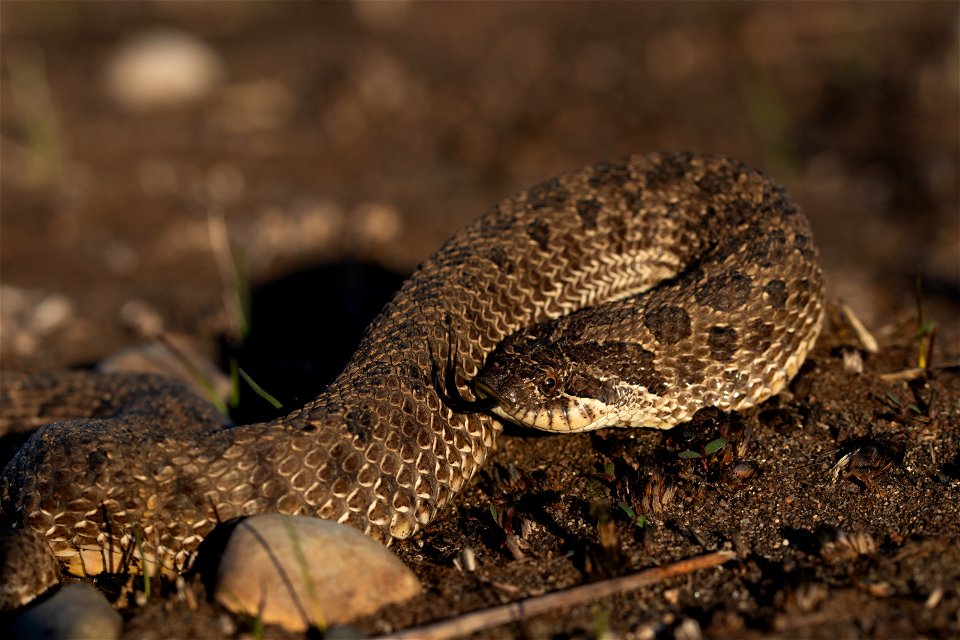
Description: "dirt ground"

(1, 2), (958, 639)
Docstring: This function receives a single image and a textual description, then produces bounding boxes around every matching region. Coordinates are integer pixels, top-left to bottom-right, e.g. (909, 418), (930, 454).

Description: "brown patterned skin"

(0, 153), (823, 598)
(475, 177), (823, 432)
(0, 528), (61, 609)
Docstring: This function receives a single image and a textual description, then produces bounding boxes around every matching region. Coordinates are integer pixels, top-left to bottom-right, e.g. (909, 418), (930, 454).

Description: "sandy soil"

(1, 3), (958, 638)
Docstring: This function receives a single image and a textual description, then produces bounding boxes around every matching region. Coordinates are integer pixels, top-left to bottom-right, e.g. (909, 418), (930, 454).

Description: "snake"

(0, 153), (824, 608)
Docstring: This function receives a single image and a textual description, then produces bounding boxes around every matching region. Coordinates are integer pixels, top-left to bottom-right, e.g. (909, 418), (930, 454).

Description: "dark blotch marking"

(575, 198), (602, 229)
(479, 204), (515, 234)
(733, 225), (788, 266)
(794, 231), (817, 259)
(675, 355), (705, 386)
(568, 341), (667, 396)
(458, 269), (485, 292)
(744, 318), (774, 352)
(605, 213), (628, 254)
(644, 305), (692, 344)
(527, 219), (551, 251)
(622, 189), (643, 215)
(526, 177), (570, 210)
(694, 271), (753, 312)
(86, 449), (108, 479)
(661, 202), (682, 222)
(397, 362), (428, 386)
(764, 279), (788, 310)
(588, 159), (632, 189)
(708, 325), (739, 362)
(486, 246), (514, 275)
(344, 408), (372, 442)
(643, 153), (691, 190)
(565, 371), (617, 404)
(695, 170), (734, 197)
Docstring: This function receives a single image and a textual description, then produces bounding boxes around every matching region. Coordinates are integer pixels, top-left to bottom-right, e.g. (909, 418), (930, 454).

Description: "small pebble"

(214, 514), (421, 631)
(27, 294), (73, 335)
(841, 346), (863, 374)
(12, 584), (121, 640)
(457, 545), (477, 572)
(674, 617), (703, 640)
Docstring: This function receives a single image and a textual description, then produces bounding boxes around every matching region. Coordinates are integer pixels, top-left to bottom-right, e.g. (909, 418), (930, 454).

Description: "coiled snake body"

(0, 153), (823, 604)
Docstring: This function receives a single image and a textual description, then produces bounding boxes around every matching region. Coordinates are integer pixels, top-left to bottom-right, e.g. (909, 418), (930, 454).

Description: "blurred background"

(1, 2), (957, 387)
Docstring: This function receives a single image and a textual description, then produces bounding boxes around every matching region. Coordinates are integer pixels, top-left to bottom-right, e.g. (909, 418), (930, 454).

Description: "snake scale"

(0, 153), (823, 607)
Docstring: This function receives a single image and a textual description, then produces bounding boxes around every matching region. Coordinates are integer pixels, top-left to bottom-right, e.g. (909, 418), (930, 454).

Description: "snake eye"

(541, 374), (558, 395)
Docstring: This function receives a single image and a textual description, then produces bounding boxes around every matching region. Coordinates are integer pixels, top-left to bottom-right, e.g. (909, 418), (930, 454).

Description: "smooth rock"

(214, 515), (420, 631)
(12, 584), (121, 640)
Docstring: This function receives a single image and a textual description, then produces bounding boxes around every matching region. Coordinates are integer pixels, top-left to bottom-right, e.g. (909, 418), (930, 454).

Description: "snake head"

(474, 332), (624, 433)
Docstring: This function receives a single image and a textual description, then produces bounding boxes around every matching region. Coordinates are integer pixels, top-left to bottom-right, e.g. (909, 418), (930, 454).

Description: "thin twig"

(879, 362), (960, 382)
(840, 302), (879, 354)
(878, 367), (924, 382)
(376, 550), (736, 640)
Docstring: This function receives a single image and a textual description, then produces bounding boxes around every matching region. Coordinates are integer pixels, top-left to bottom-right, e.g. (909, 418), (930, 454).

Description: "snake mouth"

(472, 381), (615, 432)
(473, 380), (532, 425)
